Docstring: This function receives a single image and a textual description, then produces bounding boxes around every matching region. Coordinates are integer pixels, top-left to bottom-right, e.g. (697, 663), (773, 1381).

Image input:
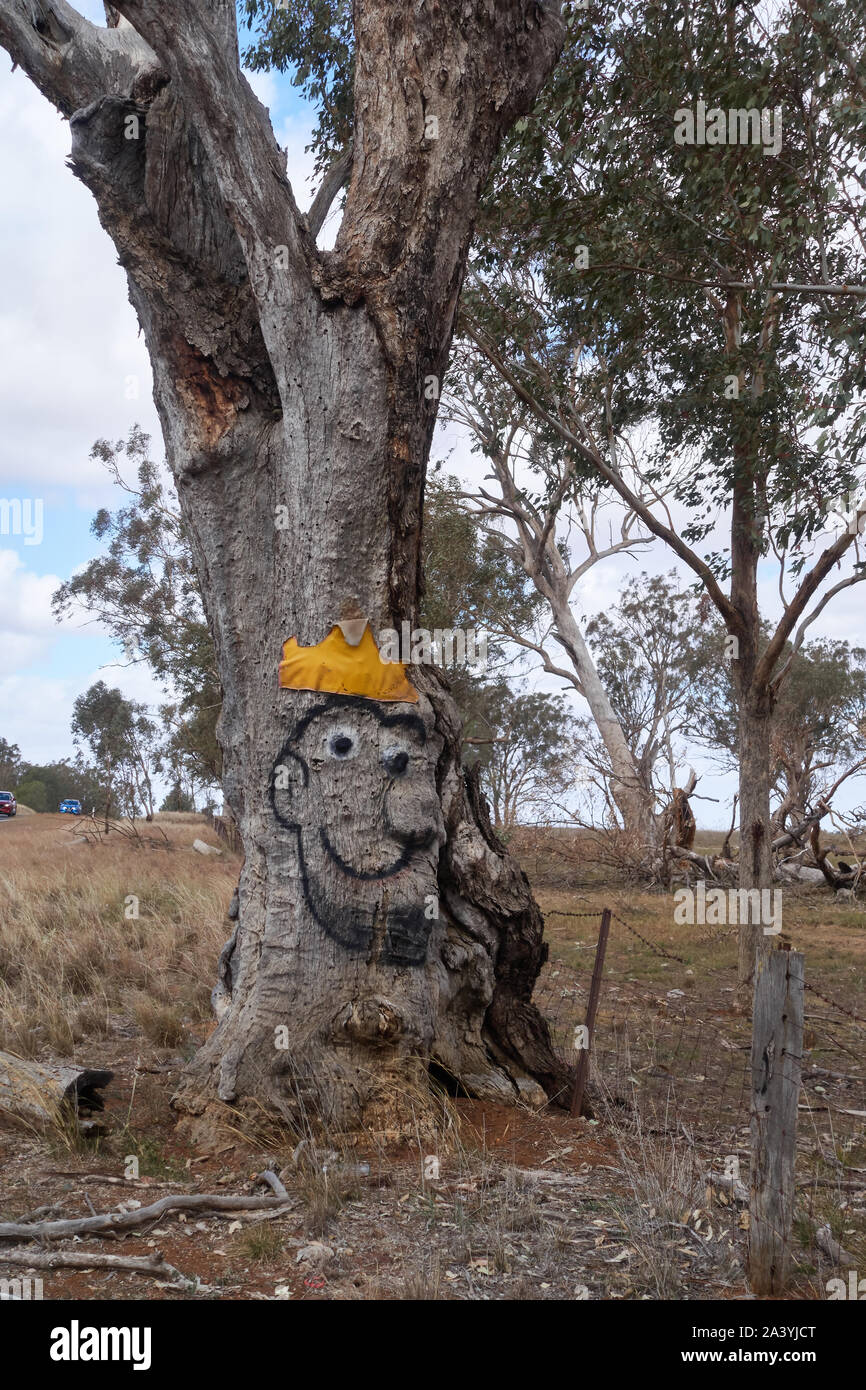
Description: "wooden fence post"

(748, 946), (804, 1295)
(570, 908), (611, 1118)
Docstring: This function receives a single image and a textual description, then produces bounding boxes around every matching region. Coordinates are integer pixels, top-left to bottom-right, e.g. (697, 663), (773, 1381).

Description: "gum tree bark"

(481, 440), (658, 841)
(0, 1), (570, 1129)
(725, 290), (777, 1000)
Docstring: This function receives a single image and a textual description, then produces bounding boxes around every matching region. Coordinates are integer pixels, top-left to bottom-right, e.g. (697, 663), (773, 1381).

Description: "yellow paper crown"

(278, 623), (419, 703)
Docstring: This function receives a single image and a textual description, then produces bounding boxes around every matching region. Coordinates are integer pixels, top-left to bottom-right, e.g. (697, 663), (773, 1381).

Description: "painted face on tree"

(270, 696), (444, 966)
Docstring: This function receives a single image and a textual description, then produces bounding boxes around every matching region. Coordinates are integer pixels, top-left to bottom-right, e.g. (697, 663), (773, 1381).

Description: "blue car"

(59, 799), (82, 815)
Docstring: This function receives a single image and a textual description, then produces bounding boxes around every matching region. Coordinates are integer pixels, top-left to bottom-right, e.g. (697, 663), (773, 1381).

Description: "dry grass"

(0, 814), (237, 1061)
(601, 1099), (743, 1298)
(0, 817), (862, 1301)
(232, 1223), (288, 1263)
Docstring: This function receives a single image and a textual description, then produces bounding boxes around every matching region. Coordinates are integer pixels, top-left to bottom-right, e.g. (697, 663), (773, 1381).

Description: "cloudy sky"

(0, 4), (862, 825)
(0, 3), (320, 780)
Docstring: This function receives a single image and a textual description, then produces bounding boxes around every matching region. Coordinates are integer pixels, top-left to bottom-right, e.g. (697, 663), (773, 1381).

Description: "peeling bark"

(0, 0), (568, 1129)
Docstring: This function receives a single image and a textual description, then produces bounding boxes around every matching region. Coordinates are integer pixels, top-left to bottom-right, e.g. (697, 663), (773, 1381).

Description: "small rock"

(193, 838), (222, 857)
(295, 1241), (334, 1269)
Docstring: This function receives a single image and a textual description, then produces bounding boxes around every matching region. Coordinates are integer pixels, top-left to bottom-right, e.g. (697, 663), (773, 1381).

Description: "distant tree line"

(0, 737), (106, 814)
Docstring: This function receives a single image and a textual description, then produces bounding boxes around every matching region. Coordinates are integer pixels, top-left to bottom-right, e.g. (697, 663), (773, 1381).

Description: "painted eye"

(382, 745), (410, 777)
(325, 727), (359, 760)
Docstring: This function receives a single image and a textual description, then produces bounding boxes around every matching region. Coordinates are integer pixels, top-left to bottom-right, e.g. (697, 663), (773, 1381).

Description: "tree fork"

(0, 0), (569, 1130)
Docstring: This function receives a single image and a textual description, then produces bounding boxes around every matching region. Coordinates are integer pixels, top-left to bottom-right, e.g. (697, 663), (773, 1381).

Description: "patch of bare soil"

(0, 1038), (749, 1303)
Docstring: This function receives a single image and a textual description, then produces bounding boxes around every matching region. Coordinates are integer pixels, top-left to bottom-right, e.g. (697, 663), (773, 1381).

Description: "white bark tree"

(470, 328), (866, 992)
(443, 380), (682, 844)
(0, 0), (572, 1129)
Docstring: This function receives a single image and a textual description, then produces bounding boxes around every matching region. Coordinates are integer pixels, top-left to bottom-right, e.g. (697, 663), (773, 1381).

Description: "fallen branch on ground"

(0, 1192), (293, 1244)
(704, 1172), (749, 1204)
(797, 1178), (866, 1192)
(0, 1247), (192, 1284)
(257, 1169), (289, 1199)
(815, 1224), (855, 1266)
(39, 1171), (196, 1189)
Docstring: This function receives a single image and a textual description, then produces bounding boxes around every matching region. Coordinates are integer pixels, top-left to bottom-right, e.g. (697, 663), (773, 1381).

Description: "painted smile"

(319, 825), (437, 881)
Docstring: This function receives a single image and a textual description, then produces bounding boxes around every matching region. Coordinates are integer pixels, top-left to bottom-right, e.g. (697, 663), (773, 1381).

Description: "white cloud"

(0, 659), (167, 769)
(0, 549), (64, 671)
(0, 64), (159, 493)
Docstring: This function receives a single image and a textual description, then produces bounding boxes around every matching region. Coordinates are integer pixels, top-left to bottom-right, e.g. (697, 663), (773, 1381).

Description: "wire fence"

(533, 907), (866, 1159)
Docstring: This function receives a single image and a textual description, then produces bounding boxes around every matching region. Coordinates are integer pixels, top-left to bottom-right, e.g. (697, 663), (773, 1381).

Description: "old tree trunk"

(1, 1), (570, 1130)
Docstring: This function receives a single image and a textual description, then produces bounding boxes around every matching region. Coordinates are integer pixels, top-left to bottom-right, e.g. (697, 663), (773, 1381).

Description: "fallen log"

(0, 1247), (191, 1284)
(0, 1192), (293, 1244)
(192, 838), (222, 857)
(669, 845), (723, 877)
(0, 1052), (113, 1123)
(777, 862), (827, 885)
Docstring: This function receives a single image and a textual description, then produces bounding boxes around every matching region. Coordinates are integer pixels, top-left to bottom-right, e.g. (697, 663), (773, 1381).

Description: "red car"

(0, 791), (17, 817)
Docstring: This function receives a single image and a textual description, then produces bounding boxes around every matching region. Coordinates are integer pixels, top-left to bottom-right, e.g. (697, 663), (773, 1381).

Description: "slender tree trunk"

(725, 284), (778, 996)
(730, 453), (774, 994)
(493, 459), (658, 844)
(735, 686), (774, 987)
(0, 1), (570, 1131)
(103, 752), (113, 835)
(552, 597), (657, 842)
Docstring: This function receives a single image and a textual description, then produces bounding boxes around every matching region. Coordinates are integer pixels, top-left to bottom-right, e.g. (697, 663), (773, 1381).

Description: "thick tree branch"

(0, 0), (156, 116)
(0, 1192), (292, 1243)
(329, 0), (565, 360)
(756, 513), (866, 692)
(112, 0), (316, 376)
(464, 322), (740, 631)
(307, 143), (353, 240)
(0, 1246), (192, 1285)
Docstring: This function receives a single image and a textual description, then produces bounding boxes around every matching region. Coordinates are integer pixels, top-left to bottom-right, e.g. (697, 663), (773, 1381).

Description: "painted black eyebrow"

(287, 696), (427, 745)
(376, 711), (427, 740)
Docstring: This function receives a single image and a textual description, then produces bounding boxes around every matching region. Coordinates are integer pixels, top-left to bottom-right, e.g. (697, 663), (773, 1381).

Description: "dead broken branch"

(0, 1192), (293, 1244)
(0, 1247), (191, 1284)
(257, 1169), (289, 1199)
(704, 1171), (749, 1203)
(815, 1223), (856, 1266)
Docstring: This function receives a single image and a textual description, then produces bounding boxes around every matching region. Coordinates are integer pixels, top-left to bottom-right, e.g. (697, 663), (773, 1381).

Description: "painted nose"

(383, 748), (409, 777)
